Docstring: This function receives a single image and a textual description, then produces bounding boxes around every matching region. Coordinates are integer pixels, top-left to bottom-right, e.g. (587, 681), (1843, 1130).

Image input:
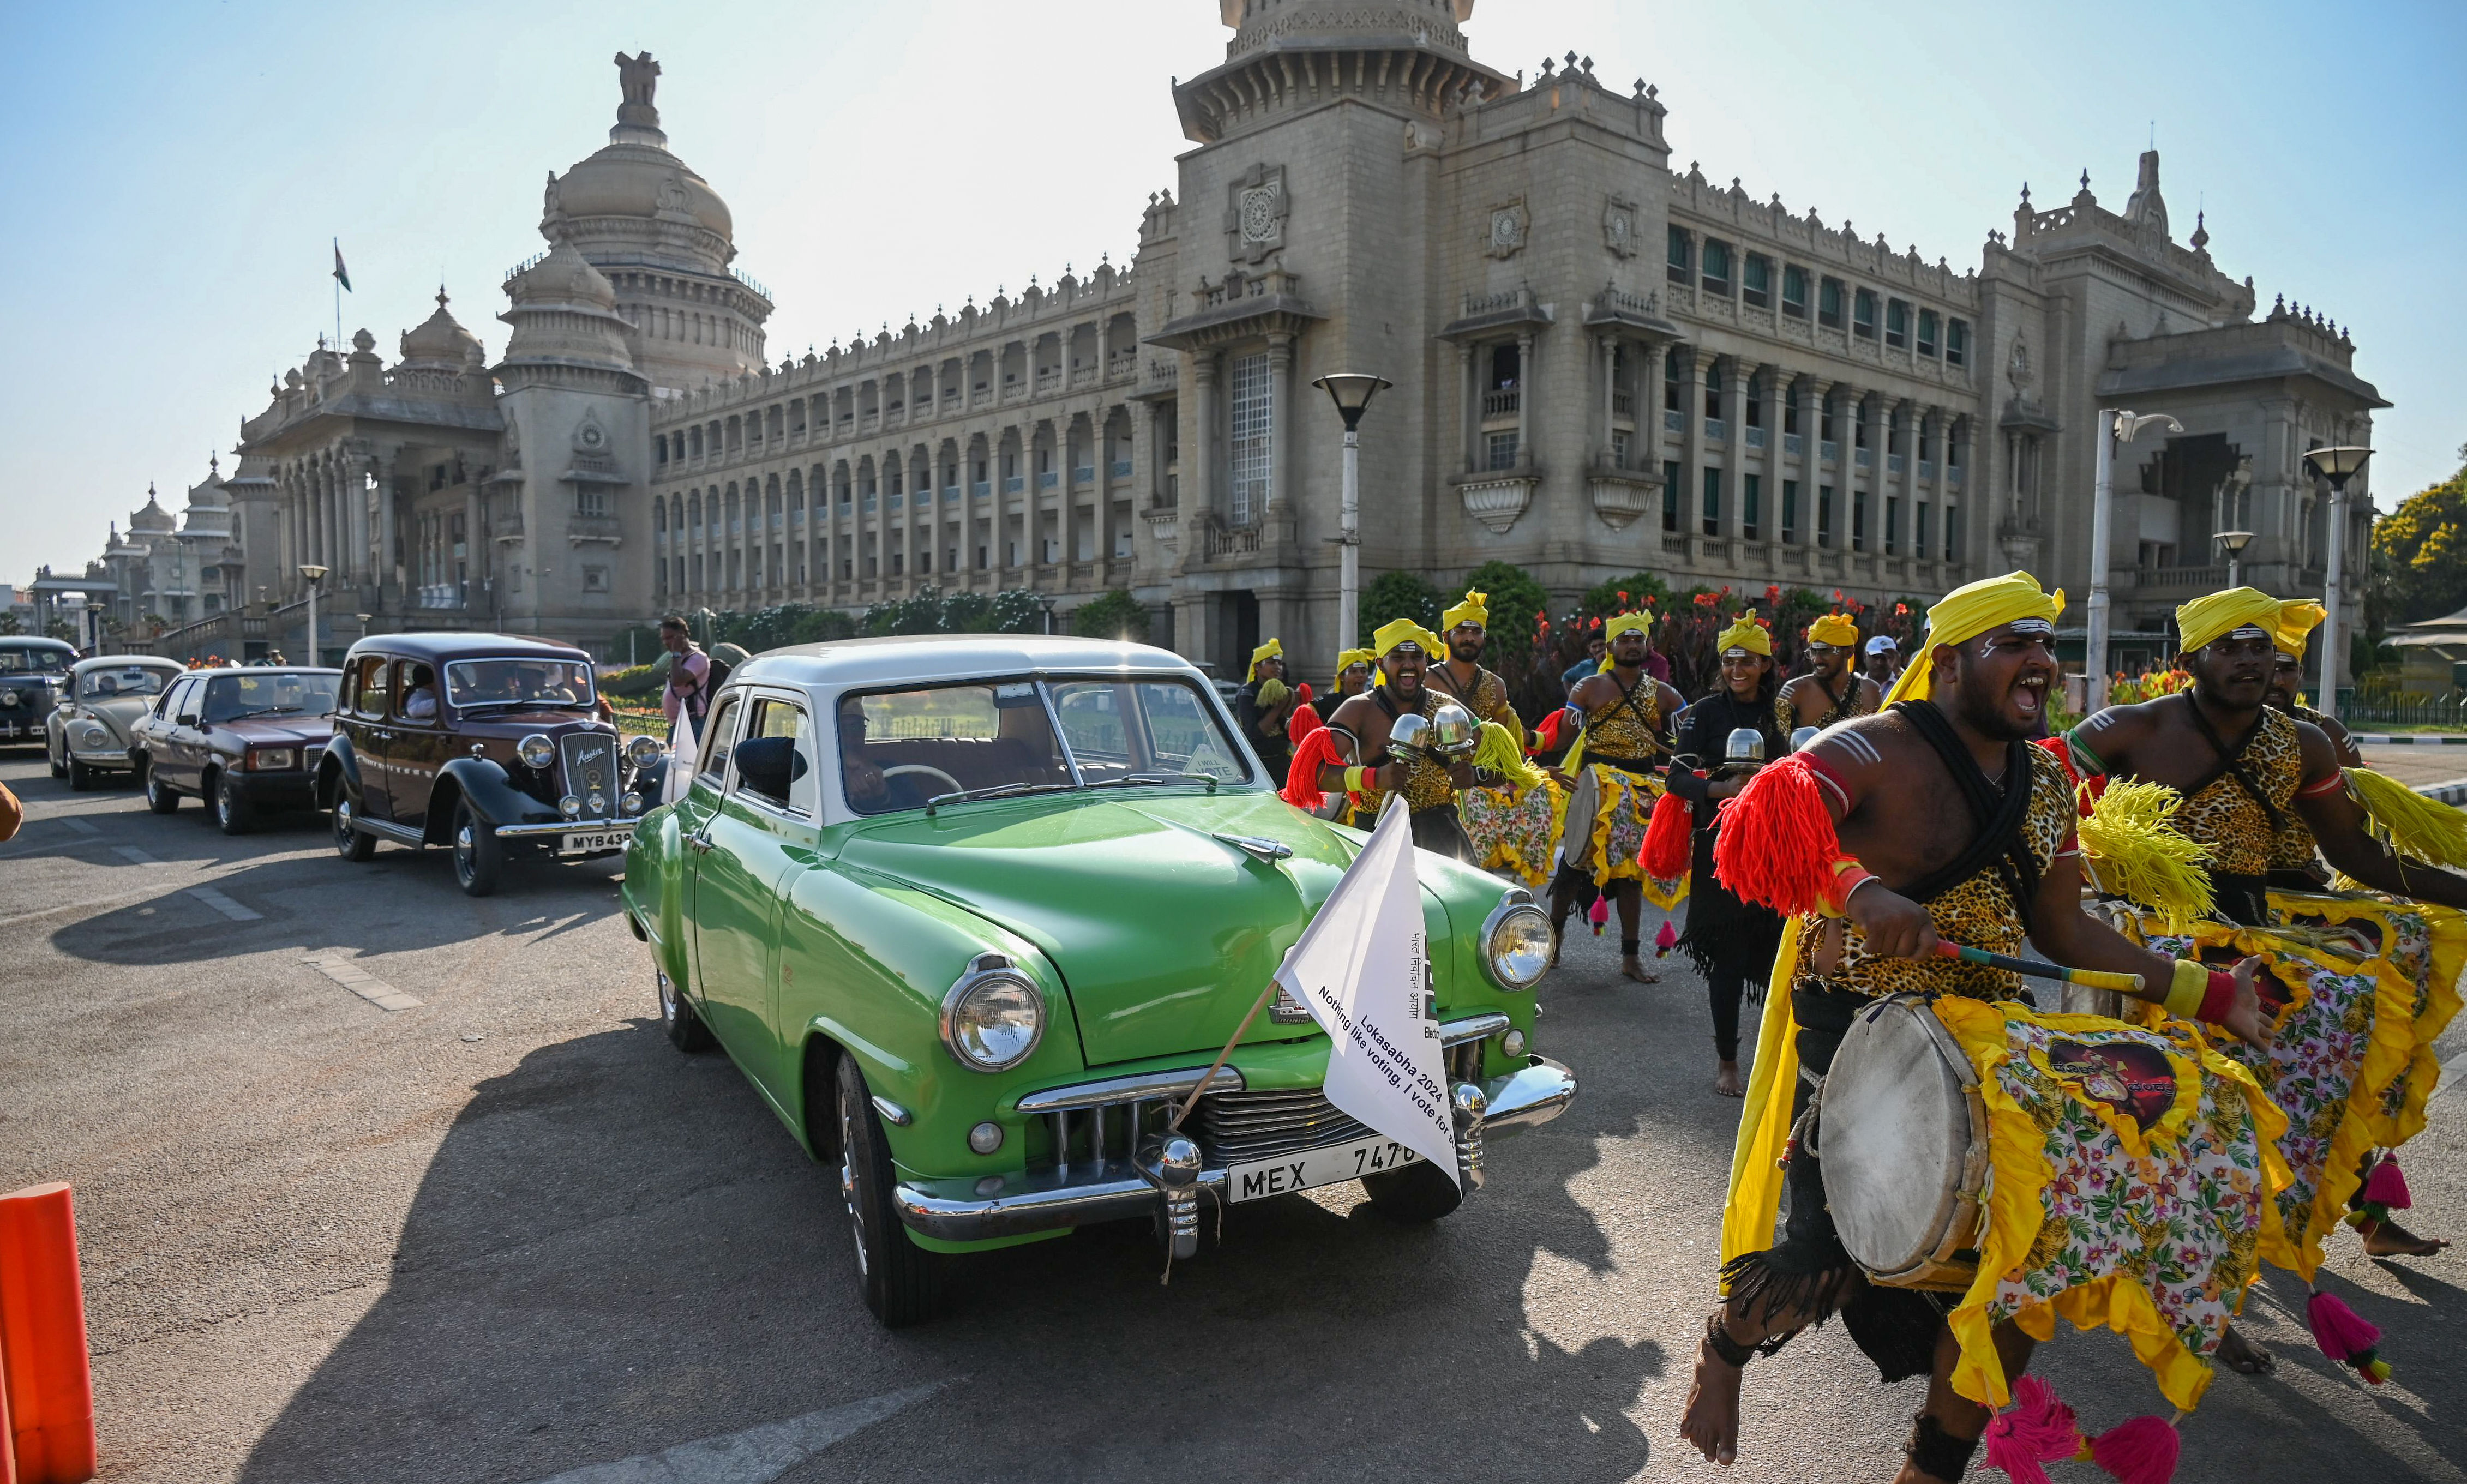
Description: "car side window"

(355, 657), (392, 719)
(394, 662), (440, 724)
(694, 696), (741, 794)
(163, 678), (198, 724)
(740, 696), (818, 815)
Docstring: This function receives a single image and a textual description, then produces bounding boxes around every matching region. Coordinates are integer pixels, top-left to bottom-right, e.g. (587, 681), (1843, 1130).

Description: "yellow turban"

(1599, 612), (1653, 671)
(1806, 612), (1860, 647)
(2176, 587), (2283, 654)
(2274, 599), (2327, 659)
(1717, 611), (1773, 657)
(1246, 637), (1283, 682)
(1332, 647), (1374, 691)
(1442, 588), (1490, 632)
(1372, 618), (1439, 658)
(1882, 571), (2066, 707)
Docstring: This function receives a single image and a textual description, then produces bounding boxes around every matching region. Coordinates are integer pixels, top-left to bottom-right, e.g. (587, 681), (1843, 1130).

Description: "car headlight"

(940, 956), (1044, 1072)
(247, 748), (298, 771)
(559, 794), (583, 818)
(518, 734), (556, 770)
(80, 724), (110, 749)
(625, 733), (663, 769)
(1481, 896), (1553, 992)
(620, 791), (644, 815)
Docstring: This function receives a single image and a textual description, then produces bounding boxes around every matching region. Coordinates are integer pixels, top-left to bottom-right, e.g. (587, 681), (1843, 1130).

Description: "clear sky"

(5, 0), (2460, 582)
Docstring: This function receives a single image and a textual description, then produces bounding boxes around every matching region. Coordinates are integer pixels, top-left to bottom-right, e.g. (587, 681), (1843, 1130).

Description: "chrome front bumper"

(492, 818), (645, 840)
(891, 1053), (1577, 1245)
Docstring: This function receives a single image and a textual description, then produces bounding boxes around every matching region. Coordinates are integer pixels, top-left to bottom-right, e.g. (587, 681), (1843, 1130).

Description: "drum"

(1557, 765), (1601, 877)
(1818, 996), (1991, 1290)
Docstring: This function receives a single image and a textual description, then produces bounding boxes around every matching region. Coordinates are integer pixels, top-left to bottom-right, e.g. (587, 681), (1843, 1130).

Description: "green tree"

(1577, 570), (1674, 618)
(1360, 570), (1440, 644)
(988, 588), (1048, 633)
(1073, 588), (1150, 642)
(2372, 448), (2467, 626)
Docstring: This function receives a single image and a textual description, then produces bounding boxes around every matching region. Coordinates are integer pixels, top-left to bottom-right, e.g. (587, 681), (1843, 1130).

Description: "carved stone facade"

(105, 1), (2384, 680)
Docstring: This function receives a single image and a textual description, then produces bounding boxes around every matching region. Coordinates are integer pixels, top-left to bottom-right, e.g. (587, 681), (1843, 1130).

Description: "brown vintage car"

(317, 633), (664, 896)
(133, 666), (343, 833)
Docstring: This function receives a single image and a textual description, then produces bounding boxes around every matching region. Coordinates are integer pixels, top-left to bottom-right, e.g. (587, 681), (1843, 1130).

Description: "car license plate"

(557, 829), (630, 855)
(1226, 1133), (1423, 1203)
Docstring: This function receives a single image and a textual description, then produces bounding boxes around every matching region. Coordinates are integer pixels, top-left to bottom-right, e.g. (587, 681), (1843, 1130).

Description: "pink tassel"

(2087, 1415), (2180, 1484)
(1982, 1377), (2082, 1483)
(2362, 1155), (2413, 1211)
(1587, 896), (1608, 935)
(2307, 1289), (2394, 1384)
(1653, 920), (1679, 958)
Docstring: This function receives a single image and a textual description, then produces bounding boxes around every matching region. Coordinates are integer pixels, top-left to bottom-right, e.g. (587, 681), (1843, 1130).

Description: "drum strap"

(2178, 693), (2290, 836)
(1890, 700), (2039, 931)
(1604, 669), (1670, 759)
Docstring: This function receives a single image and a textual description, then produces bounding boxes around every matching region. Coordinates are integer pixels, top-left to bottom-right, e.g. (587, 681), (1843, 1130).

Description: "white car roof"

(74, 654), (183, 674)
(734, 634), (1202, 692)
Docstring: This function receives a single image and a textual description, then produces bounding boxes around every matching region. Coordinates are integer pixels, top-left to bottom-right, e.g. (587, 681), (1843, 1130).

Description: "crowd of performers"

(1268, 574), (2465, 1482)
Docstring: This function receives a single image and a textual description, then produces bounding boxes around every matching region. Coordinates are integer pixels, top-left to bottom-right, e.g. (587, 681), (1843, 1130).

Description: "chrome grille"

(1192, 1088), (1368, 1165)
(559, 731), (619, 821)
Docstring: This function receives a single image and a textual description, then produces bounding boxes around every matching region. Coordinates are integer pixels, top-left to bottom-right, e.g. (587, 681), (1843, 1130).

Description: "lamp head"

(1311, 372), (1392, 431)
(2303, 445), (2373, 488)
(298, 563), (328, 583)
(2214, 529), (2254, 556)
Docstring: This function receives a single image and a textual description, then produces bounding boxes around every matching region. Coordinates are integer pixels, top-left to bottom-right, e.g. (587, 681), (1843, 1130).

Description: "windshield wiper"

(923, 781), (1075, 815)
(1079, 771), (1222, 793)
(459, 697), (589, 711)
(222, 705), (307, 720)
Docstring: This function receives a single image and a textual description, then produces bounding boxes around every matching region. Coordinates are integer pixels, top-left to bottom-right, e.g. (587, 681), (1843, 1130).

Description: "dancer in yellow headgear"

(1330, 647), (1375, 700)
(1317, 616), (1476, 859)
(1880, 570), (2065, 708)
(1236, 637), (1296, 788)
(1430, 588), (1523, 747)
(1780, 611), (1882, 733)
(1559, 610), (1686, 982)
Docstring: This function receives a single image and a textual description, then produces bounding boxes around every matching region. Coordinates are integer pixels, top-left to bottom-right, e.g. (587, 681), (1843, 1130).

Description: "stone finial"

(2019, 182), (2031, 206)
(2080, 169), (2091, 190)
(1582, 56), (1595, 75)
(1633, 77), (1646, 97)
(351, 327), (376, 353)
(1539, 56), (1554, 77)
(2189, 209), (2209, 251)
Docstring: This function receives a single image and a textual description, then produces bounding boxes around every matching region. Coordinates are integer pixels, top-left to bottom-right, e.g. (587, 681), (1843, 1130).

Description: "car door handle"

(685, 830), (714, 855)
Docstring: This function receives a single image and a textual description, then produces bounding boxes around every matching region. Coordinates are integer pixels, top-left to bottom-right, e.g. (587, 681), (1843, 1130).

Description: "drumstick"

(1933, 940), (2145, 993)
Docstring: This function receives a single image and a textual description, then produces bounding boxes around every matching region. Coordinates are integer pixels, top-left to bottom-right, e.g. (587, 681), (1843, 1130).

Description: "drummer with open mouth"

(1317, 620), (1478, 859)
(1556, 613), (1688, 983)
(1679, 572), (2271, 1484)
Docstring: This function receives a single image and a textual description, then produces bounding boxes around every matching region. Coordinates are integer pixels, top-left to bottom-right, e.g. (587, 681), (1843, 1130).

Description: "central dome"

(539, 52), (737, 277)
(1225, 0), (1475, 55)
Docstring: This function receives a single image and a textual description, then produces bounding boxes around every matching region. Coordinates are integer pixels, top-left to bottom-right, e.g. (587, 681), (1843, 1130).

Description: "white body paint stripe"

(1833, 731), (1882, 766)
(523, 1380), (952, 1484)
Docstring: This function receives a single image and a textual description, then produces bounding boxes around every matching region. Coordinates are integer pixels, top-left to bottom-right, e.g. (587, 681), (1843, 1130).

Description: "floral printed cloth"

(1932, 999), (2286, 1413)
(1461, 779), (1559, 888)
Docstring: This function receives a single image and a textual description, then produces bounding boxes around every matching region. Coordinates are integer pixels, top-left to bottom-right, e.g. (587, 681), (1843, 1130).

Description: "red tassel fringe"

(2362, 1155), (2413, 1211)
(1983, 1377), (2081, 1483)
(2307, 1289), (2393, 1384)
(1286, 702), (1323, 745)
(1587, 896), (1608, 934)
(1653, 920), (1678, 958)
(2086, 1415), (2180, 1484)
(1282, 725), (1344, 812)
(1641, 787), (1694, 880)
(1711, 752), (1842, 915)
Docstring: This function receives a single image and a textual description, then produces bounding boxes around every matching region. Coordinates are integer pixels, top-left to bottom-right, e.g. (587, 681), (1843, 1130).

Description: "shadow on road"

(233, 1014), (1659, 1484)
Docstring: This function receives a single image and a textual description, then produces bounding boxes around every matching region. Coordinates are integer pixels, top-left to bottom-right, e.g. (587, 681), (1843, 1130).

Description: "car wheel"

(145, 767), (181, 814)
(332, 790), (378, 862)
(212, 771), (254, 836)
(48, 737), (67, 780)
(450, 798), (502, 897)
(1360, 1160), (1464, 1224)
(67, 756), (95, 792)
(657, 968), (715, 1053)
(836, 1054), (941, 1327)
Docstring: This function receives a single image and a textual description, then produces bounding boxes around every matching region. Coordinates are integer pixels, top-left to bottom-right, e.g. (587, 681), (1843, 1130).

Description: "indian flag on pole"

(332, 239), (351, 293)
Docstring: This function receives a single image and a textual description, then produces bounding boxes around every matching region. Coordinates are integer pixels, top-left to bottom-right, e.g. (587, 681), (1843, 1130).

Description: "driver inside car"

(402, 665), (440, 720)
(839, 708), (938, 812)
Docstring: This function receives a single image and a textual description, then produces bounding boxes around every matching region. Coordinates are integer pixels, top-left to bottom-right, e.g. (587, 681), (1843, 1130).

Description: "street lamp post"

(2303, 445), (2374, 719)
(299, 564), (328, 666)
(2086, 408), (2183, 711)
(2213, 528), (2254, 588)
(1310, 373), (1391, 652)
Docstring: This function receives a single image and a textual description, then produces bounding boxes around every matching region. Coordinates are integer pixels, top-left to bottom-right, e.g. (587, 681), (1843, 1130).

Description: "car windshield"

(443, 658), (596, 709)
(0, 647), (69, 675)
(79, 665), (174, 700)
(837, 676), (1246, 815)
(202, 671), (340, 723)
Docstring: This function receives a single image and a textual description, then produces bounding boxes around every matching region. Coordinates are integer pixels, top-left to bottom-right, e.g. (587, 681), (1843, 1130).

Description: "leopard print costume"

(2173, 705), (2303, 877)
(1427, 662), (1516, 735)
(2268, 704), (2336, 872)
(1371, 686), (1458, 812)
(1583, 670), (1664, 764)
(1790, 744), (2079, 1002)
(1773, 672), (1870, 737)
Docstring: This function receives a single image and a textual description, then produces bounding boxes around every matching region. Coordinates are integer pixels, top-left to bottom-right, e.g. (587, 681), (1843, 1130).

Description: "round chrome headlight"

(620, 791), (644, 815)
(1482, 898), (1554, 991)
(80, 724), (110, 749)
(559, 794), (583, 818)
(625, 733), (663, 770)
(940, 959), (1044, 1072)
(518, 733), (556, 770)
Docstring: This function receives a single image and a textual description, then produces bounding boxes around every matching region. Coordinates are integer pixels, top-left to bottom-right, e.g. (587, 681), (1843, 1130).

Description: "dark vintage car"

(48, 655), (187, 790)
(316, 633), (664, 896)
(133, 667), (342, 833)
(0, 637), (75, 747)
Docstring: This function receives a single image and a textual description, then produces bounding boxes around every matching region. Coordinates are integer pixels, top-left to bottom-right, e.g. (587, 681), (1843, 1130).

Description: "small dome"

(131, 485), (175, 533)
(399, 289), (485, 369)
(507, 243), (618, 311)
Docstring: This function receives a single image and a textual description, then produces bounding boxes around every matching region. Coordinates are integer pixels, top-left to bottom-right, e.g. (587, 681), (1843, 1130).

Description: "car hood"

(214, 717), (335, 748)
(836, 789), (1456, 1067)
(73, 698), (154, 743)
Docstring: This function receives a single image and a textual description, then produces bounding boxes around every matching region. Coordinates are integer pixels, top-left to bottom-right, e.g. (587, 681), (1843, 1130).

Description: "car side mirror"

(731, 736), (807, 802)
(177, 713), (199, 726)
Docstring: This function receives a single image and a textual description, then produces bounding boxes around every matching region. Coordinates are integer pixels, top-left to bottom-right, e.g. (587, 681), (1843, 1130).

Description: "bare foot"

(2361, 1217), (2451, 1258)
(1678, 1332), (1743, 1465)
(1715, 1060), (1744, 1097)
(1621, 955), (1660, 984)
(2217, 1324), (2275, 1375)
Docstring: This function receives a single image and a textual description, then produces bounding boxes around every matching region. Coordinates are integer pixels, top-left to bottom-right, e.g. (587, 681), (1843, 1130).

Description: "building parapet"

(1667, 162), (1980, 307)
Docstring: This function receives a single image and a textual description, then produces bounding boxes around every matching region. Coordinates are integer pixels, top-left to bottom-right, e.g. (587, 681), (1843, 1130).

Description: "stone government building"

(76, 2), (2380, 682)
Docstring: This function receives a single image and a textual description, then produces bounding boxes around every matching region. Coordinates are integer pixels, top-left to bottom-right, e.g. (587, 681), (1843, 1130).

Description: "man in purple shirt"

(659, 615), (711, 729)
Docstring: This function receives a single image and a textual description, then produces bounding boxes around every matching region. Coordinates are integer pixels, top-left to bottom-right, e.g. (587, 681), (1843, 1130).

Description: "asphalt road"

(3, 750), (2464, 1483)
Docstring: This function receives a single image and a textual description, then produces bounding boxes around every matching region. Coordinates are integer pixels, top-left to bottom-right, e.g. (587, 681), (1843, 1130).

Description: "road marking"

(523, 1380), (951, 1484)
(187, 887), (263, 922)
(56, 818), (98, 837)
(304, 952), (423, 1012)
(112, 845), (163, 865)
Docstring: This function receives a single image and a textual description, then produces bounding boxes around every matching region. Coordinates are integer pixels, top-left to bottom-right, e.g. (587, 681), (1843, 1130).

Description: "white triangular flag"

(1272, 794), (1460, 1186)
(661, 710), (699, 806)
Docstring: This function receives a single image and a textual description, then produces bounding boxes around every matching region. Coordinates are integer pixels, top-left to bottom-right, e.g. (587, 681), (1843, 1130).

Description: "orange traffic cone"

(0, 1183), (95, 1483)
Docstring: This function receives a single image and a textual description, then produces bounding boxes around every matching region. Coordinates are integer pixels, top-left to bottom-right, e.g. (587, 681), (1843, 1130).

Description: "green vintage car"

(620, 635), (1573, 1325)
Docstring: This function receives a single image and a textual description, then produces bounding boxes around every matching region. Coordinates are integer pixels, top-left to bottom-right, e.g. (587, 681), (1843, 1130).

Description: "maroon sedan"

(134, 668), (343, 834)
